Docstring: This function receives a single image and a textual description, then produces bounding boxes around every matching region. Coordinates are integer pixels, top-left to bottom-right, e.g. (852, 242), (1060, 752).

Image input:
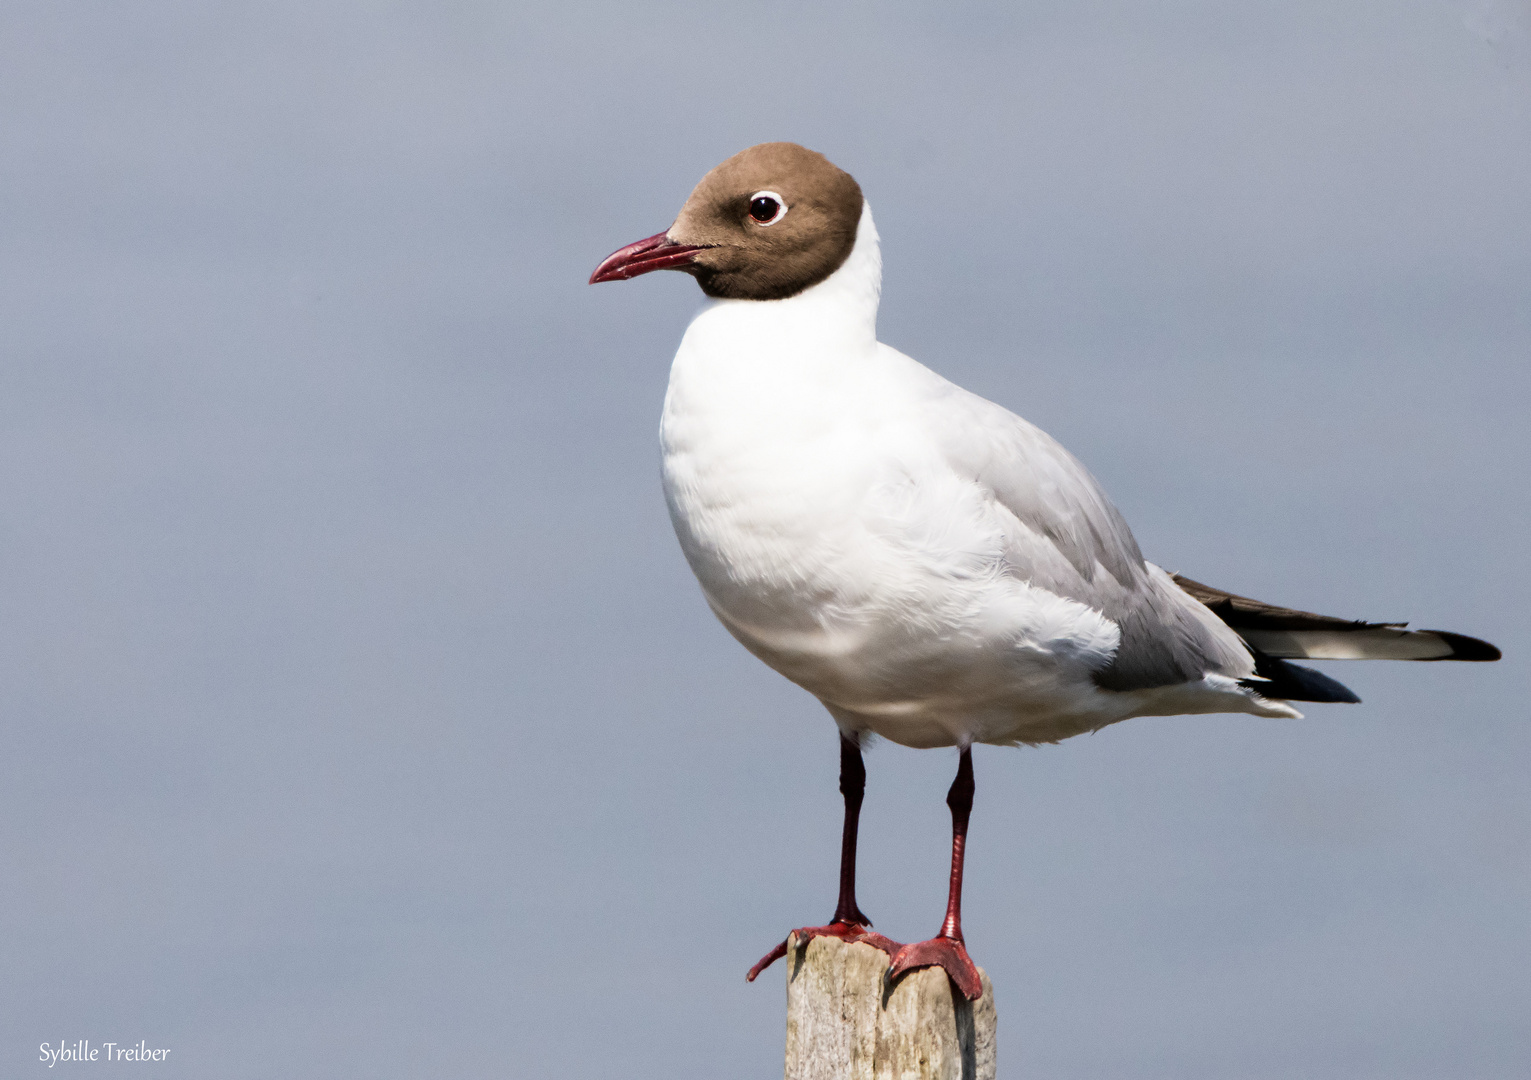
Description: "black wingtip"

(1242, 653), (1362, 704)
(1419, 631), (1501, 662)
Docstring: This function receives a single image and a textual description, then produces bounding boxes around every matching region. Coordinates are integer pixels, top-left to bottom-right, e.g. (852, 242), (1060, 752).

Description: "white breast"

(659, 264), (890, 652)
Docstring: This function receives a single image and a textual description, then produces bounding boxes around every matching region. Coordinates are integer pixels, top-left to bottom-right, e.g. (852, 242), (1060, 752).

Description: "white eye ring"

(747, 190), (788, 226)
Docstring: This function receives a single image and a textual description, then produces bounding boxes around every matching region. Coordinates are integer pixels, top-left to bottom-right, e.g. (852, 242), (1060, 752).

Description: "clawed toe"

(889, 935), (983, 1000)
(746, 937), (791, 982)
(746, 921), (900, 982)
(852, 929), (902, 958)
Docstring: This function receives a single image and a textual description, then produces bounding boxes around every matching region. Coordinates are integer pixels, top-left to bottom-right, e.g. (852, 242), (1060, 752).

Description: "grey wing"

(930, 383), (1253, 691)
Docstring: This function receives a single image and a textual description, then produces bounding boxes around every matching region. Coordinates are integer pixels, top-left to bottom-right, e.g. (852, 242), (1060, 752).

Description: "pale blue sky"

(2, 3), (1527, 1077)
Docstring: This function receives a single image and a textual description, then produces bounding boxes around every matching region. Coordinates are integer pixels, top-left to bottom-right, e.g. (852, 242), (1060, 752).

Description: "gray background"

(2, 2), (1527, 1077)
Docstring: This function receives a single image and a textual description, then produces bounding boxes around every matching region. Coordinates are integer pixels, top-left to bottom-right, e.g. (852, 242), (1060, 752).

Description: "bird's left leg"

(746, 732), (901, 982)
(887, 745), (985, 1000)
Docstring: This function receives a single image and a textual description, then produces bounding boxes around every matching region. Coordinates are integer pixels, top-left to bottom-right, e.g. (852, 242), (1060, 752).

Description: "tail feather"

(1241, 650), (1362, 704)
(1173, 574), (1501, 664)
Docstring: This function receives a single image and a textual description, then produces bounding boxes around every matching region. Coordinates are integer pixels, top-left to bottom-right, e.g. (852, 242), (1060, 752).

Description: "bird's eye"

(748, 191), (787, 226)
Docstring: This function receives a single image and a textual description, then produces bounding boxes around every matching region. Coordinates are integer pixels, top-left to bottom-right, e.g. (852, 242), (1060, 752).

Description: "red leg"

(888, 746), (984, 1000)
(747, 733), (901, 982)
(831, 731), (873, 927)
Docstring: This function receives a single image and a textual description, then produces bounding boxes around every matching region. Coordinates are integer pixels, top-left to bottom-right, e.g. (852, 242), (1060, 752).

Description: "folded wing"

(922, 374), (1252, 692)
(1172, 575), (1502, 662)
(911, 356), (1500, 707)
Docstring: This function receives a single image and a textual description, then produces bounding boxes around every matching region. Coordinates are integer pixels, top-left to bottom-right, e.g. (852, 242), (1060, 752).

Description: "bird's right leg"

(886, 745), (984, 999)
(746, 732), (901, 982)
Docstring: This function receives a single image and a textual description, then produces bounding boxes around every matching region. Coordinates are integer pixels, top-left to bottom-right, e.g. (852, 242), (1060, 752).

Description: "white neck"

(682, 201), (882, 359)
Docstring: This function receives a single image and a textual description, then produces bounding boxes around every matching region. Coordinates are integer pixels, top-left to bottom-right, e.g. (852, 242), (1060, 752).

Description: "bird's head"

(589, 142), (863, 301)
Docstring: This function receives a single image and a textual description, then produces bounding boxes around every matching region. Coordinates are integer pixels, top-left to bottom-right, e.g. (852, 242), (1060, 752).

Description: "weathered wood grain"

(782, 933), (996, 1080)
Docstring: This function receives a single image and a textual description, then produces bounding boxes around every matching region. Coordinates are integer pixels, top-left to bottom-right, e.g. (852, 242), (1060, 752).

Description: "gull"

(589, 142), (1500, 999)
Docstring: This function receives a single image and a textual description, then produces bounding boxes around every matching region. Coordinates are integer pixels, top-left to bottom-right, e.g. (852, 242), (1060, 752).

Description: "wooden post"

(782, 933), (996, 1080)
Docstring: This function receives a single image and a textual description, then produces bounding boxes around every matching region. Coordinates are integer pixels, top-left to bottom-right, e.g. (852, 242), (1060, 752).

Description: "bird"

(588, 142), (1500, 1000)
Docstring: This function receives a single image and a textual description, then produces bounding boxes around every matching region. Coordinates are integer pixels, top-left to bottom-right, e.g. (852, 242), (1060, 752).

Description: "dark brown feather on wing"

(1171, 574), (1501, 662)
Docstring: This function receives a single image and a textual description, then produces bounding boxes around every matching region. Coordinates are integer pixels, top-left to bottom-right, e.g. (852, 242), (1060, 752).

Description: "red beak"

(589, 230), (708, 284)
